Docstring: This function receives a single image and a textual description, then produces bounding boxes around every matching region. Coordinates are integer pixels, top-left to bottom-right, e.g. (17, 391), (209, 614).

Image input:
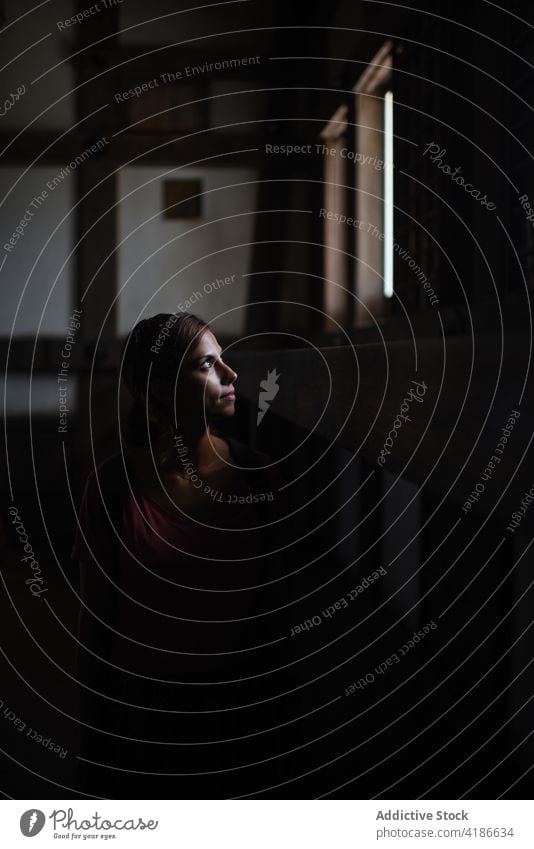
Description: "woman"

(71, 312), (287, 799)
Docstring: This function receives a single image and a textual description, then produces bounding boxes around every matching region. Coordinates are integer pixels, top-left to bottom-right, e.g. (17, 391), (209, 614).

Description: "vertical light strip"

(384, 89), (394, 297)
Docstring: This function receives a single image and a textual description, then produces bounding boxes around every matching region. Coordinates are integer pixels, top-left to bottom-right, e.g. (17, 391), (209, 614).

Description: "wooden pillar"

(74, 1), (120, 479)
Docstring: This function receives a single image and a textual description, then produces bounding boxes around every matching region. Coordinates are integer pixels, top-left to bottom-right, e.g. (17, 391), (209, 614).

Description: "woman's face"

(174, 328), (238, 423)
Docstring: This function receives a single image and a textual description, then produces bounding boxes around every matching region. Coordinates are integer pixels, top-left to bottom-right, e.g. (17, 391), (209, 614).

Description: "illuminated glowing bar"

(384, 89), (394, 298)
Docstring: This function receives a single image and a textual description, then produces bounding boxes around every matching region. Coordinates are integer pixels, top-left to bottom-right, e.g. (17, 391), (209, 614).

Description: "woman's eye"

(202, 358), (215, 369)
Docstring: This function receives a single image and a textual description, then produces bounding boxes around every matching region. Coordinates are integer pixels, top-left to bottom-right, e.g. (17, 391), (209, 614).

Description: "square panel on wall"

(162, 179), (203, 218)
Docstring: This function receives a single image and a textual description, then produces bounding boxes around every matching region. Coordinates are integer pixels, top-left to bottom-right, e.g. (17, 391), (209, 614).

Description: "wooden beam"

(74, 3), (120, 477)
(0, 131), (268, 167)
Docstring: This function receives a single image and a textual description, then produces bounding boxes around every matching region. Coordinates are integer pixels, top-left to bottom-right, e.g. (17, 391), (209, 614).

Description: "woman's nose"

(224, 362), (237, 383)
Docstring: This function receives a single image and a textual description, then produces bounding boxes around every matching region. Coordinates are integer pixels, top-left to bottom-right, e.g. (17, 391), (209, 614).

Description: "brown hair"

(120, 311), (211, 468)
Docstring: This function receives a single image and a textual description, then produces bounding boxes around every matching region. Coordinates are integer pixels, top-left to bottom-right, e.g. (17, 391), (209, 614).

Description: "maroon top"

(70, 439), (279, 682)
(70, 441), (289, 796)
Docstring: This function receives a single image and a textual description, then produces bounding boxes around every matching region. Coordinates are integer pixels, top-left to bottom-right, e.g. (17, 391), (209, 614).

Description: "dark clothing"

(71, 438), (290, 798)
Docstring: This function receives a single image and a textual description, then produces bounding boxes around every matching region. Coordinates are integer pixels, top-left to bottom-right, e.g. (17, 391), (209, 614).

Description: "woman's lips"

(220, 392), (236, 402)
